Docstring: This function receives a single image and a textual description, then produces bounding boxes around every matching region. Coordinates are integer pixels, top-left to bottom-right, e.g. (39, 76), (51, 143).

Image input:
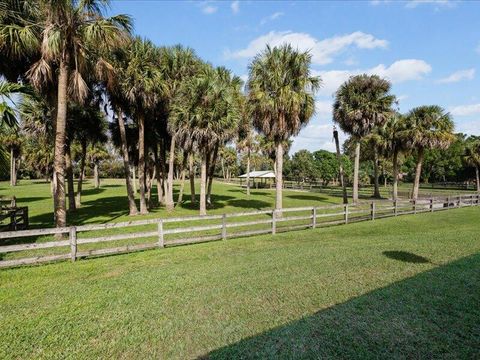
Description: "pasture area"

(0, 205), (479, 358)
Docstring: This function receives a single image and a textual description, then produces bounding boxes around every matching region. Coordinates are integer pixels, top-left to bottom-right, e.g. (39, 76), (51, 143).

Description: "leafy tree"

(313, 150), (338, 186)
(333, 74), (395, 203)
(248, 44), (320, 211)
(463, 140), (480, 191)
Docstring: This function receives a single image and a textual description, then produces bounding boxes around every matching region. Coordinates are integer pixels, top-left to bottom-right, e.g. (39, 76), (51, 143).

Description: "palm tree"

(247, 44), (320, 211)
(333, 126), (348, 204)
(236, 94), (255, 195)
(121, 38), (163, 214)
(333, 74), (395, 203)
(1, 0), (131, 227)
(463, 141), (480, 192)
(403, 105), (455, 200)
(0, 81), (32, 128)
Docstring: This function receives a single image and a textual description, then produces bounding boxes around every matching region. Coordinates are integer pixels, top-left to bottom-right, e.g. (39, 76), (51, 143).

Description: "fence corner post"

(272, 210), (276, 235)
(371, 202), (375, 221)
(69, 226), (77, 262)
(222, 214), (227, 240)
(158, 219), (164, 248)
(311, 207), (317, 229)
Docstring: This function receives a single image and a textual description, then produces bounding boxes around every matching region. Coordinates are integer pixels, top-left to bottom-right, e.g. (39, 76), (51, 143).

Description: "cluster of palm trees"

(333, 74), (458, 203)
(1, 1), (478, 230)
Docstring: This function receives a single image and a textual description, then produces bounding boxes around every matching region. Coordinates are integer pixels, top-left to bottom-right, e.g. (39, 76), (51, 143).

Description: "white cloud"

(260, 12), (284, 25)
(449, 103), (480, 116)
(437, 68), (475, 83)
(291, 123), (339, 153)
(231, 1), (239, 14)
(226, 31), (388, 65)
(202, 4), (218, 14)
(315, 100), (333, 116)
(405, 0), (455, 9)
(315, 59), (432, 96)
(456, 120), (480, 135)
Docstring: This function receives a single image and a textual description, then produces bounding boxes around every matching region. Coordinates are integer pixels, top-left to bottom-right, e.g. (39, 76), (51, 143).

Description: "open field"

(0, 206), (479, 358)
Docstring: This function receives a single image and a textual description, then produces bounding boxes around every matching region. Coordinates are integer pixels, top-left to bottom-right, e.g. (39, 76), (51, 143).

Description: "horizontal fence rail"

(0, 193), (478, 269)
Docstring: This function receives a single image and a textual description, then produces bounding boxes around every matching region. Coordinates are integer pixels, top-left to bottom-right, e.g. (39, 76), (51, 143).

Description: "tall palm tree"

(236, 94), (255, 196)
(333, 74), (395, 203)
(463, 140), (480, 192)
(1, 0), (131, 227)
(247, 44), (320, 211)
(403, 105), (455, 200)
(121, 38), (163, 214)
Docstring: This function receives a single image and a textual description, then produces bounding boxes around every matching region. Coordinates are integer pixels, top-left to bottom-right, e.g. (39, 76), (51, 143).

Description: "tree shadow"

(383, 251), (431, 264)
(227, 188), (271, 196)
(286, 194), (336, 203)
(204, 253), (480, 359)
(226, 199), (271, 210)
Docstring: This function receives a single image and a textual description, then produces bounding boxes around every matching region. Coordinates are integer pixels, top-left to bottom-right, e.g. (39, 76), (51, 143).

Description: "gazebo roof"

(238, 171), (275, 178)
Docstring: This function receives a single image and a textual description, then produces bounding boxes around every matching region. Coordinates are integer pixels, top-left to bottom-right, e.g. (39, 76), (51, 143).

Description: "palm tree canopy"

(402, 105), (455, 150)
(333, 74), (396, 139)
(463, 140), (480, 168)
(0, 80), (33, 127)
(247, 44), (320, 142)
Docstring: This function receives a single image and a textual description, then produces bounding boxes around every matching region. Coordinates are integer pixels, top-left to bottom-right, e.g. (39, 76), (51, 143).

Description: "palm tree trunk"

(154, 147), (163, 206)
(65, 144), (76, 211)
(117, 109), (138, 215)
(373, 145), (381, 198)
(53, 58), (68, 228)
(275, 142), (283, 212)
(94, 162), (100, 189)
(412, 148), (424, 200)
(207, 143), (219, 206)
(138, 113), (148, 214)
(353, 141), (360, 204)
(246, 147), (251, 196)
(166, 134), (176, 211)
(131, 165), (137, 194)
(392, 149), (399, 201)
(475, 166), (479, 192)
(75, 140), (87, 207)
(189, 153), (196, 204)
(200, 150), (207, 215)
(10, 147), (15, 186)
(334, 128), (347, 204)
(176, 155), (188, 207)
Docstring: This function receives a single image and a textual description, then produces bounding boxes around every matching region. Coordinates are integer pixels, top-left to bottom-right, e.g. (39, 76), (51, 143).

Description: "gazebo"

(238, 170), (276, 189)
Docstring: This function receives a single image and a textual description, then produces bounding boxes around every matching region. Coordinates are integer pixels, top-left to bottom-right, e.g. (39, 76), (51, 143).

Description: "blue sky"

(109, 0), (480, 153)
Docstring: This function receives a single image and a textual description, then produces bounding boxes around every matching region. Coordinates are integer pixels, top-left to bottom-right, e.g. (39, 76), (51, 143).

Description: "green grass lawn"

(0, 206), (479, 358)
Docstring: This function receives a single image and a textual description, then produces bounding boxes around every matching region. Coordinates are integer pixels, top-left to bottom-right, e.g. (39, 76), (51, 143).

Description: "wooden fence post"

(69, 226), (77, 262)
(394, 200), (397, 216)
(158, 219), (164, 248)
(430, 197), (434, 212)
(371, 202), (375, 221)
(344, 204), (349, 224)
(311, 207), (317, 229)
(222, 214), (227, 240)
(272, 210), (277, 235)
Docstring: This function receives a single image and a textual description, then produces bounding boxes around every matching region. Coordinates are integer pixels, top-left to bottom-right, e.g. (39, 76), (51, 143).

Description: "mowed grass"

(0, 207), (479, 359)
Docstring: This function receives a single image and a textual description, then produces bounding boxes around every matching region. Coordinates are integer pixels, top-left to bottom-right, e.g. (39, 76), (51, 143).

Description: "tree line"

(1, 1), (479, 230)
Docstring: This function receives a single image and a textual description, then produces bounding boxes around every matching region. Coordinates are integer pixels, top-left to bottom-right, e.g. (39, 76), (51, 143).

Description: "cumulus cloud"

(291, 123), (339, 153)
(226, 31), (388, 65)
(449, 103), (480, 116)
(231, 1), (239, 14)
(260, 12), (284, 25)
(438, 68), (475, 83)
(315, 59), (432, 96)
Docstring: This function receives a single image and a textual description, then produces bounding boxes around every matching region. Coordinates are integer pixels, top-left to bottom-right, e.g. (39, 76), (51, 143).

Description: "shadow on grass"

(383, 250), (431, 264)
(227, 188), (271, 196)
(286, 194), (335, 203)
(204, 253), (480, 359)
(226, 199), (271, 210)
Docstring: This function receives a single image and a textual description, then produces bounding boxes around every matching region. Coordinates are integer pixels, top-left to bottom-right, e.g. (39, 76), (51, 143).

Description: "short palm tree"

(1, 0), (131, 227)
(248, 44), (320, 211)
(402, 105), (455, 200)
(333, 74), (395, 203)
(463, 141), (480, 192)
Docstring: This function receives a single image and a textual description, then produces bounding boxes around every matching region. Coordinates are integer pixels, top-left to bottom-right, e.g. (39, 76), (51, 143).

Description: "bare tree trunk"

(373, 145), (381, 198)
(353, 141), (360, 204)
(53, 58), (68, 228)
(94, 162), (100, 189)
(166, 134), (176, 211)
(189, 153), (196, 204)
(275, 142), (283, 212)
(334, 128), (348, 204)
(65, 144), (76, 211)
(75, 141), (87, 207)
(131, 165), (137, 194)
(200, 150), (207, 216)
(138, 113), (148, 214)
(476, 167), (480, 192)
(117, 109), (138, 215)
(412, 147), (424, 200)
(392, 149), (399, 201)
(246, 147), (251, 196)
(154, 147), (163, 206)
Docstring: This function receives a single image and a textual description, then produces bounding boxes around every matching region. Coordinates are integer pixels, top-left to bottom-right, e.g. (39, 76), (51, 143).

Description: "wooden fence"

(0, 193), (478, 269)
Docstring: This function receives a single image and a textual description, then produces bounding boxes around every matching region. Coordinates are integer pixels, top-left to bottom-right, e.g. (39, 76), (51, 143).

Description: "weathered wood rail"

(0, 193), (478, 269)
